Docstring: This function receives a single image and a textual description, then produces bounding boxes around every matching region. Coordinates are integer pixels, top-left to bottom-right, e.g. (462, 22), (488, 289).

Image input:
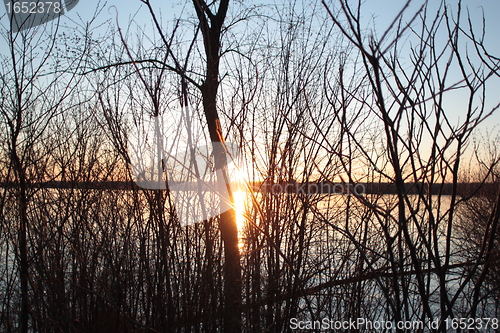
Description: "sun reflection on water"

(233, 190), (246, 236)
(231, 167), (250, 250)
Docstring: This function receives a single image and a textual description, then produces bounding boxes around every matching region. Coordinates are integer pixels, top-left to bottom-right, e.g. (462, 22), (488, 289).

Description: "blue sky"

(2, 0), (499, 156)
(4, 0), (500, 78)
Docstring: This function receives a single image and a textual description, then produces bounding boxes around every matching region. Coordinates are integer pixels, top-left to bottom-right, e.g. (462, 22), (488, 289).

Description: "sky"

(1, 0), (499, 177)
(56, 0), (500, 118)
(63, 0), (500, 44)
(6, 1), (498, 44)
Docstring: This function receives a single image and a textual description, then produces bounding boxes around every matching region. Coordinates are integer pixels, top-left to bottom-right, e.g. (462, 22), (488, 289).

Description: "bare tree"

(133, 1), (243, 330)
(317, 0), (500, 330)
(0, 8), (103, 332)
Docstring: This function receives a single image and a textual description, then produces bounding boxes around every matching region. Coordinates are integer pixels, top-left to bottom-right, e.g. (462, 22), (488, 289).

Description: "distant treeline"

(1, 181), (497, 196)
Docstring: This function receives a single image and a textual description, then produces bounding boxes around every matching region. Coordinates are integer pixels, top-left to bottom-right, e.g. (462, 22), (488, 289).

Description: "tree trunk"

(12, 135), (30, 333)
(193, 0), (242, 331)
